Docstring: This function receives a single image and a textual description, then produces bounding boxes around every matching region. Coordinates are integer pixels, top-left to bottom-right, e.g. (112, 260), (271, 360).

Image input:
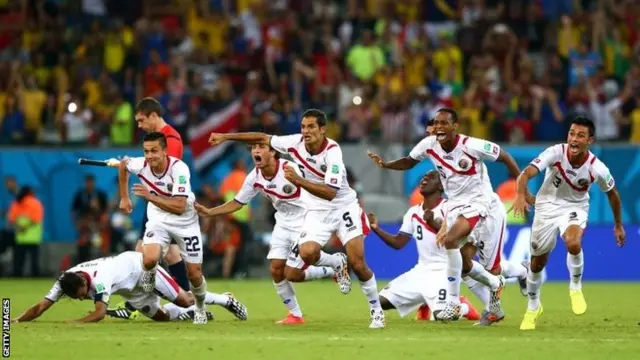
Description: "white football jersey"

(398, 199), (447, 270)
(235, 159), (306, 231)
(45, 252), (143, 304)
(270, 135), (357, 211)
(409, 135), (499, 212)
(126, 156), (198, 227)
(530, 144), (615, 216)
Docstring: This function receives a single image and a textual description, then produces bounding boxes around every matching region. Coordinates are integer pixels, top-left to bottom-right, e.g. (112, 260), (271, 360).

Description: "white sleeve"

(44, 281), (64, 302)
(593, 160), (616, 193)
(170, 161), (192, 197)
(463, 137), (501, 162)
(269, 134), (301, 153)
(234, 171), (258, 205)
(125, 157), (145, 175)
(408, 136), (435, 161)
(92, 273), (113, 305)
(398, 209), (414, 235)
(530, 144), (563, 173)
(324, 147), (346, 189)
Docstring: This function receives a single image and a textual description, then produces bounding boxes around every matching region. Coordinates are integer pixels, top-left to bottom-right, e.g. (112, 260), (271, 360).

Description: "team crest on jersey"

(320, 165), (327, 172)
(167, 184), (173, 192)
(458, 158), (470, 170)
(577, 179), (589, 187)
(282, 184), (294, 194)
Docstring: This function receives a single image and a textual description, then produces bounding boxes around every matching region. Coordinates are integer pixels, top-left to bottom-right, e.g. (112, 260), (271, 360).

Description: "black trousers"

(13, 244), (40, 277)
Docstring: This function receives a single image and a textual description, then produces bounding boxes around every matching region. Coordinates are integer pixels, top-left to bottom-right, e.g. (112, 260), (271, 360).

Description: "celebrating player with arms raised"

(368, 108), (533, 323)
(369, 171), (481, 321)
(195, 143), (335, 325)
(513, 115), (625, 330)
(208, 109), (385, 328)
(118, 132), (211, 324)
(12, 251), (246, 323)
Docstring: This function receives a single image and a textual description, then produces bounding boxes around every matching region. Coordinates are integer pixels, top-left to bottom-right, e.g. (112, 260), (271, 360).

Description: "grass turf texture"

(3, 280), (639, 360)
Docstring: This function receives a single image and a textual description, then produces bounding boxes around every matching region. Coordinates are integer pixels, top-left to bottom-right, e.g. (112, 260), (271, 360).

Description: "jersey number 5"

(343, 212), (354, 228)
(183, 236), (201, 252)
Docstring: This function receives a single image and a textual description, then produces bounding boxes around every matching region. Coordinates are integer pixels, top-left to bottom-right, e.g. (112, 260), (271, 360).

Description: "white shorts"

(143, 220), (203, 264)
(126, 267), (181, 318)
(445, 202), (490, 248)
(379, 265), (448, 318)
(298, 200), (370, 247)
(269, 225), (298, 260)
(530, 208), (588, 256)
(472, 200), (506, 271)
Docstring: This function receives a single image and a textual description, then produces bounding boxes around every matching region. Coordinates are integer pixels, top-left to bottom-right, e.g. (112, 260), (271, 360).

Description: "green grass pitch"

(3, 279), (639, 360)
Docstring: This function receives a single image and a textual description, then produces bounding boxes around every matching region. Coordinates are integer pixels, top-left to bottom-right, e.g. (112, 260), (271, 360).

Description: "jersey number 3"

(552, 174), (562, 188)
(183, 236), (201, 252)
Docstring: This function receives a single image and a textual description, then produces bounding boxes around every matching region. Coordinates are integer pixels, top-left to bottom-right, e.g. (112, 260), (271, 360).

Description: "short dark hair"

(427, 118), (434, 126)
(302, 108), (327, 127)
(135, 97), (164, 117)
(59, 272), (85, 298)
(571, 114), (596, 137)
(143, 132), (168, 149)
(436, 107), (458, 123)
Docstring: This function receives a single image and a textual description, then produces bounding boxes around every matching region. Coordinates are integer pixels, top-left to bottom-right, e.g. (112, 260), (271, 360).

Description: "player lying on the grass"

(118, 132), (210, 324)
(369, 170), (481, 322)
(12, 251), (247, 323)
(512, 114), (625, 330)
(208, 109), (385, 329)
(195, 143), (335, 325)
(368, 109), (532, 324)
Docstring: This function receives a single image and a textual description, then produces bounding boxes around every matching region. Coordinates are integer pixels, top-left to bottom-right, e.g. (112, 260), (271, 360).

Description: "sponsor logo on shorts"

(146, 231), (154, 238)
(577, 179), (589, 187)
(282, 184), (294, 194)
(300, 232), (307, 238)
(330, 178), (337, 184)
(320, 165), (327, 172)
(531, 242), (539, 250)
(178, 187), (185, 192)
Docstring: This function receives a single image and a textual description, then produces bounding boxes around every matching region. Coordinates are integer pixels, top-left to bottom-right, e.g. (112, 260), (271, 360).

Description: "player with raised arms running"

(512, 115), (625, 330)
(194, 143), (335, 325)
(208, 109), (385, 328)
(12, 251), (246, 323)
(107, 98), (192, 320)
(367, 108), (534, 323)
(118, 132), (212, 324)
(369, 170), (481, 321)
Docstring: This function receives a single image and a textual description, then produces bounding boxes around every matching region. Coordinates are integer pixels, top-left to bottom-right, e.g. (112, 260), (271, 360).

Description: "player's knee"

(142, 256), (158, 270)
(564, 236), (582, 255)
(299, 243), (320, 264)
(175, 293), (193, 308)
(269, 262), (285, 282)
(530, 258), (545, 273)
(164, 247), (182, 264)
(284, 267), (305, 282)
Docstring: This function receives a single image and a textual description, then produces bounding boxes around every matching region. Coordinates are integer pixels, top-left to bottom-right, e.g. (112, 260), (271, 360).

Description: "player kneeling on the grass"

(512, 115), (625, 330)
(118, 132), (210, 324)
(12, 251), (246, 323)
(370, 171), (481, 322)
(195, 144), (335, 325)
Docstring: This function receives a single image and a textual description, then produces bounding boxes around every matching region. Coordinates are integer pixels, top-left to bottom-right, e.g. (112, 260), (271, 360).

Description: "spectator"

(0, 176), (19, 265)
(8, 185), (43, 277)
(72, 174), (108, 263)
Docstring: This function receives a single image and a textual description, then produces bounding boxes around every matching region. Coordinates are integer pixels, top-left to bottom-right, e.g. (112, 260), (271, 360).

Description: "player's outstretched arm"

(118, 158), (133, 213)
(194, 200), (244, 217)
(132, 184), (188, 215)
(13, 298), (54, 322)
(209, 132), (270, 146)
(513, 165), (539, 217)
(605, 187), (626, 247)
(71, 301), (107, 323)
(367, 151), (419, 170)
(367, 213), (411, 250)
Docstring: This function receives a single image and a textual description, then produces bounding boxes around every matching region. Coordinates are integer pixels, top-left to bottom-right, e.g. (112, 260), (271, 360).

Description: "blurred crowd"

(2, 0), (640, 147)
